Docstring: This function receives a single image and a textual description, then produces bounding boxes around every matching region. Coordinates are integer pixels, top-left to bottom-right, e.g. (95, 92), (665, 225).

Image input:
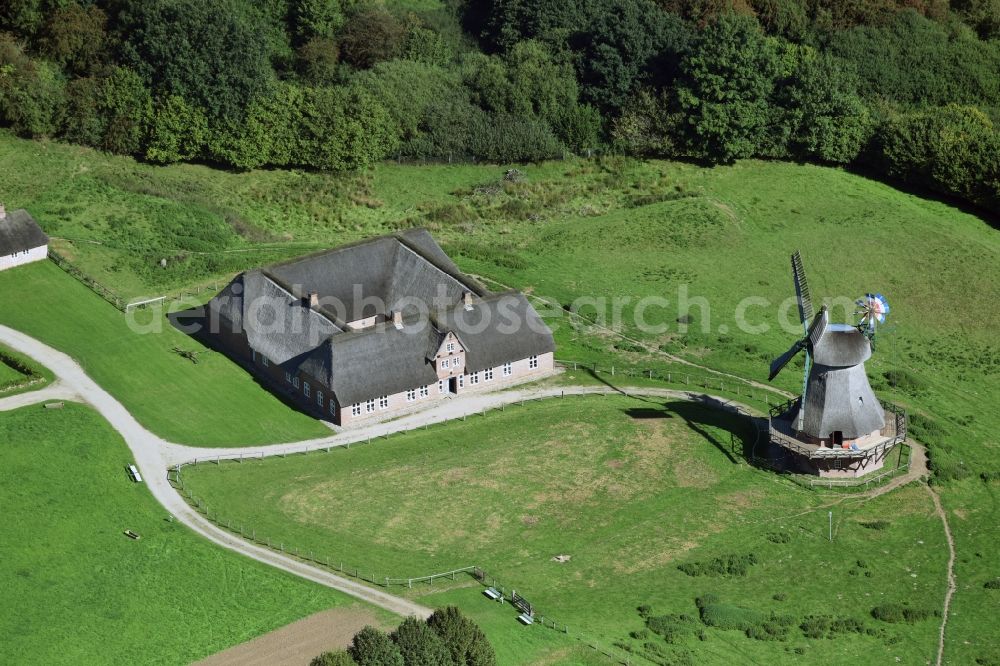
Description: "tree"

(292, 0), (344, 43)
(339, 5), (406, 69)
(310, 650), (357, 666)
(41, 2), (107, 76)
(391, 616), (451, 666)
(0, 32), (65, 138)
(781, 52), (871, 163)
(675, 13), (779, 162)
(98, 67), (152, 155)
(299, 85), (399, 170)
(353, 60), (463, 143)
(427, 607), (496, 666)
(348, 626), (404, 666)
(116, 0), (273, 121)
(145, 95), (209, 164)
(298, 37), (341, 85)
(62, 76), (105, 147)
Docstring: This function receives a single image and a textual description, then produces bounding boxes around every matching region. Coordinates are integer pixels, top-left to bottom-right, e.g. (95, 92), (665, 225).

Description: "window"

(503, 362), (512, 377)
(330, 401), (337, 416)
(317, 390), (324, 407)
(457, 375), (464, 388)
(407, 389), (417, 402)
(528, 355), (539, 369)
(303, 382), (311, 398)
(419, 385), (429, 398)
(262, 355), (269, 367)
(379, 395), (389, 409)
(454, 357), (461, 367)
(285, 371), (292, 383)
(351, 404), (362, 416)
(484, 368), (494, 382)
(293, 376), (300, 389)
(366, 399), (376, 413)
(441, 358), (450, 369)
(469, 372), (480, 386)
(446, 342), (455, 352)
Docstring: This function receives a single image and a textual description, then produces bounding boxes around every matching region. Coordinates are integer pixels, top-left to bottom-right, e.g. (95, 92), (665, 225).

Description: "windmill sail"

(790, 252), (815, 432)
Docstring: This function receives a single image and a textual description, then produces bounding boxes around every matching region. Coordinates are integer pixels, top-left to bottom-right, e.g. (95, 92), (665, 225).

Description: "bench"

(127, 464), (143, 483)
(483, 587), (502, 601)
(124, 530), (141, 540)
(517, 613), (534, 625)
(43, 402), (64, 410)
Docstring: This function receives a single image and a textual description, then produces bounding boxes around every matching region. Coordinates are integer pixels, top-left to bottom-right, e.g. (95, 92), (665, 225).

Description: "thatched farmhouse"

(204, 230), (555, 425)
(0, 205), (48, 272)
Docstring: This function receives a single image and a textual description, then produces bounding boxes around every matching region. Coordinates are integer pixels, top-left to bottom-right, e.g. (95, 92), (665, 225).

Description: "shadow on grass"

(622, 400), (757, 466)
(166, 307), (325, 420)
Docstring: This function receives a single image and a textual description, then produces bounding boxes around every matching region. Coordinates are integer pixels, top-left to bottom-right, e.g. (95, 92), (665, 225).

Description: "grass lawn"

(0, 402), (379, 665)
(182, 395), (950, 665)
(0, 262), (329, 446)
(0, 342), (54, 396)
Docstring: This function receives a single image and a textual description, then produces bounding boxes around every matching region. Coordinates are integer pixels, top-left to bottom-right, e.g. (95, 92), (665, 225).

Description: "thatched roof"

(206, 229), (554, 406)
(0, 209), (48, 255)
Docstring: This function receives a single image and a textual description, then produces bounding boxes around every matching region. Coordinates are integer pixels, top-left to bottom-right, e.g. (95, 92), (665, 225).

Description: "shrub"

(678, 553), (758, 577)
(427, 606), (496, 666)
(859, 520), (890, 530)
(767, 532), (791, 544)
(310, 651), (357, 666)
(871, 603), (933, 624)
(391, 616), (451, 665)
(984, 579), (1000, 589)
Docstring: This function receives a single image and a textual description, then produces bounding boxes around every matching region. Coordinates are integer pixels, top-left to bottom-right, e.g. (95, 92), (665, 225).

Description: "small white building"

(0, 204), (48, 271)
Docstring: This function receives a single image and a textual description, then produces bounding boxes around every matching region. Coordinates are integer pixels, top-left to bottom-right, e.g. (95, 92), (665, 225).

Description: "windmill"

(768, 252), (886, 446)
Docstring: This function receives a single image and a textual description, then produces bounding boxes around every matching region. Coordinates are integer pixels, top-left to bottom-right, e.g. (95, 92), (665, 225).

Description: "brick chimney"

(0, 203), (6, 220)
(392, 310), (403, 329)
(463, 291), (474, 310)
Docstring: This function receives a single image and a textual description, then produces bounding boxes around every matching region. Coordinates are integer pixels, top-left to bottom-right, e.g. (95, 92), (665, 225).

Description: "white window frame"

(454, 356), (461, 367)
(458, 375), (465, 388)
(285, 371), (292, 383)
(447, 342), (455, 352)
(293, 376), (300, 389)
(406, 389), (417, 402)
(316, 390), (324, 407)
(262, 355), (269, 367)
(503, 362), (512, 377)
(484, 368), (494, 381)
(469, 372), (480, 385)
(379, 395), (389, 409)
(419, 385), (429, 398)
(439, 380), (447, 394)
(351, 404), (362, 416)
(441, 358), (450, 369)
(529, 355), (539, 369)
(365, 399), (376, 414)
(303, 382), (311, 398)
(330, 401), (337, 416)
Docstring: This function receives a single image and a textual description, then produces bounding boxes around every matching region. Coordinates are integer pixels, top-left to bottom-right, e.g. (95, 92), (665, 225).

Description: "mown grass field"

(0, 262), (329, 446)
(0, 342), (54, 396)
(1, 131), (998, 662)
(183, 396), (950, 665)
(0, 402), (377, 664)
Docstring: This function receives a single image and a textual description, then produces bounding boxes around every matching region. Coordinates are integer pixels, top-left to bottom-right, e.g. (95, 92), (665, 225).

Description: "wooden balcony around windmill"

(767, 399), (907, 477)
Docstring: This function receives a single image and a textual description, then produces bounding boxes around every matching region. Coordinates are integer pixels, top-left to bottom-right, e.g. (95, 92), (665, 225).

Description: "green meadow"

(1, 131), (998, 663)
(182, 395), (949, 664)
(0, 402), (369, 664)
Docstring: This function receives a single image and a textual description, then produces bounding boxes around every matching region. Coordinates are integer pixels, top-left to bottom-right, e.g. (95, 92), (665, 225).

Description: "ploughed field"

(182, 395), (950, 665)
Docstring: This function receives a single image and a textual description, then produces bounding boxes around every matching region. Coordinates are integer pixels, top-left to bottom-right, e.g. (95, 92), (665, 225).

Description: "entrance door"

(832, 431), (843, 447)
(449, 377), (458, 393)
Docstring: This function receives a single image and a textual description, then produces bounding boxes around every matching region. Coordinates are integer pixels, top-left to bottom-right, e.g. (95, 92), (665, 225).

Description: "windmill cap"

(809, 309), (871, 367)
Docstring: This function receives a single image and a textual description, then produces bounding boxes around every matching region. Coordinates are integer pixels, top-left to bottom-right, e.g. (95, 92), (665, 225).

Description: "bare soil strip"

(192, 607), (387, 666)
(927, 485), (957, 666)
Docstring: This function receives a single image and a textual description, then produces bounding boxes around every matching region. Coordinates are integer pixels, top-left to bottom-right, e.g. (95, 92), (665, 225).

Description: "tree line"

(310, 606), (495, 666)
(1, 0), (999, 211)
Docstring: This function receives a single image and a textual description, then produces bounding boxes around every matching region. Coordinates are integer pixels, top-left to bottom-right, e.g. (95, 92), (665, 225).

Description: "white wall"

(0, 244), (47, 272)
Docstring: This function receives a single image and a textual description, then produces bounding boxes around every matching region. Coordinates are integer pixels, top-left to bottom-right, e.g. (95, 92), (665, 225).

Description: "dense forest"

(2, 0), (999, 212)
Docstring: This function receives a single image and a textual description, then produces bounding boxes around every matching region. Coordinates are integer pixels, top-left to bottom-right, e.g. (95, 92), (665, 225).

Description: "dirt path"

(193, 607), (389, 666)
(927, 484), (957, 666)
